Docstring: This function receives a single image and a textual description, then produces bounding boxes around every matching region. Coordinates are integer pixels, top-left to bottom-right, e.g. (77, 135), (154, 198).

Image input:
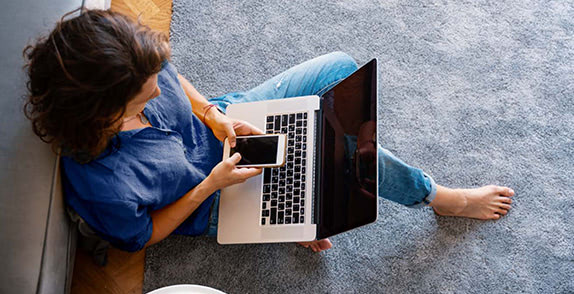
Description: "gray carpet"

(144, 1), (574, 293)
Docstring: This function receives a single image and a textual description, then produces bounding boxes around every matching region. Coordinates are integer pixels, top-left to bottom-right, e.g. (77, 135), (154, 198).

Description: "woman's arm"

(177, 74), (264, 147)
(177, 74), (213, 120)
(145, 175), (217, 247)
(177, 74), (225, 130)
(144, 152), (261, 248)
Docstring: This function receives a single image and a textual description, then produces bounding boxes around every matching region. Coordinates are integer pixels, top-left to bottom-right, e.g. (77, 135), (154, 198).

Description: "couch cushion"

(0, 0), (82, 293)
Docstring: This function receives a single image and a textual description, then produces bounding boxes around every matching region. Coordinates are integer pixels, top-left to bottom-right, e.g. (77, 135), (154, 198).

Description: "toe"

(497, 197), (512, 204)
(499, 203), (511, 210)
(491, 214), (501, 220)
(497, 187), (514, 197)
(311, 244), (319, 252)
(496, 208), (508, 215)
(318, 239), (332, 251)
(300, 240), (332, 253)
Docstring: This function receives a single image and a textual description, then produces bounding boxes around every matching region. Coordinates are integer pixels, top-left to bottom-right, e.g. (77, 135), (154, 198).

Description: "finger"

(225, 123), (237, 148)
(234, 120), (264, 135)
(236, 167), (262, 178)
(246, 122), (265, 135)
(228, 153), (242, 165)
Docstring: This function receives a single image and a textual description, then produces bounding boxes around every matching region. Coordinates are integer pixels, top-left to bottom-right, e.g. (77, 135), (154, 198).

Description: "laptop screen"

(317, 59), (378, 239)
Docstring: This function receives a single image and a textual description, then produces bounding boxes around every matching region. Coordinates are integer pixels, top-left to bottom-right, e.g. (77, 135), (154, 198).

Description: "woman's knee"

(322, 51), (358, 74)
(312, 52), (359, 95)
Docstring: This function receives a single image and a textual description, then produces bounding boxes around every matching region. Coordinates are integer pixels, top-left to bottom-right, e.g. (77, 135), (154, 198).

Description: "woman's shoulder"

(159, 60), (179, 79)
(147, 61), (195, 131)
(61, 149), (120, 174)
(157, 61), (184, 96)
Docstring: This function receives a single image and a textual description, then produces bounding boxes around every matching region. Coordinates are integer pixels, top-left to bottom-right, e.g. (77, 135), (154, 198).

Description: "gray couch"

(0, 1), (85, 293)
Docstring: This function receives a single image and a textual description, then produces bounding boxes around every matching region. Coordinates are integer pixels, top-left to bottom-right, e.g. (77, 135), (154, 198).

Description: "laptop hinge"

(312, 102), (323, 228)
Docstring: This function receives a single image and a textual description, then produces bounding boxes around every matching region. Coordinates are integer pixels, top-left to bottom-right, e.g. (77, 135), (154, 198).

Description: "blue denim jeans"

(204, 52), (437, 236)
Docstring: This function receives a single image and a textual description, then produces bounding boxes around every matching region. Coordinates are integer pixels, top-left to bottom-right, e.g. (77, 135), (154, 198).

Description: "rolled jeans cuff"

(409, 173), (438, 208)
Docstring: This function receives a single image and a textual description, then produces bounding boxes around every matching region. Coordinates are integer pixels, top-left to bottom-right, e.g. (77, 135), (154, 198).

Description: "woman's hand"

(204, 108), (264, 147)
(206, 153), (262, 190)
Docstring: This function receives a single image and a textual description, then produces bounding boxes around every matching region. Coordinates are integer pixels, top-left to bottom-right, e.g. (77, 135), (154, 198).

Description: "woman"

(24, 10), (514, 253)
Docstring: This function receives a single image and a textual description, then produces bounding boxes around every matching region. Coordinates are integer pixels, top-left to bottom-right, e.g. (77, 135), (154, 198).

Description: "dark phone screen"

(230, 136), (279, 165)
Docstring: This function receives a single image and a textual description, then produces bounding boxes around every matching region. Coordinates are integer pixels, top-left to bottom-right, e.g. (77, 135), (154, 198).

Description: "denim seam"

(204, 191), (220, 236)
(314, 77), (346, 97)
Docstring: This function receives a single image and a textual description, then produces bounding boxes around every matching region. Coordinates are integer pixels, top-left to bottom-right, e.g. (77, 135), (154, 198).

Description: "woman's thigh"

(209, 52), (358, 112)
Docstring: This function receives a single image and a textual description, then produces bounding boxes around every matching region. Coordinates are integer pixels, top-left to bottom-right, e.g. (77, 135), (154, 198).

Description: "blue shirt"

(61, 62), (223, 252)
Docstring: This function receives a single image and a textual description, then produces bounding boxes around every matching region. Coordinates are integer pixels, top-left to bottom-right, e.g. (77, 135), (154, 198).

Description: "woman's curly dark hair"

(23, 9), (170, 163)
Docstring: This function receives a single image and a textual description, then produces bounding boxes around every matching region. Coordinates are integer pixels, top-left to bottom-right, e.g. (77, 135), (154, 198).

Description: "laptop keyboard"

(261, 112), (308, 226)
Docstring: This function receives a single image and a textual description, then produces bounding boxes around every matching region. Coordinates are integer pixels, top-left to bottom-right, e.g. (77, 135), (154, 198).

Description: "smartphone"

(223, 134), (287, 168)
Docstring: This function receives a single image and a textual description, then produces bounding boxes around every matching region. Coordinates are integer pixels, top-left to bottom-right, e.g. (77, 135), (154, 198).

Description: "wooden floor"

(71, 248), (146, 294)
(71, 1), (172, 293)
(110, 0), (172, 36)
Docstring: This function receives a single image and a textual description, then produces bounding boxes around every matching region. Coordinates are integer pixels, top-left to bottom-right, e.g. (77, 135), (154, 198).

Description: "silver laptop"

(217, 59), (379, 244)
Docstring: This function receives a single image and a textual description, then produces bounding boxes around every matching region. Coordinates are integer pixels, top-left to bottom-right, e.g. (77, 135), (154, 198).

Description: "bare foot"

(297, 238), (333, 253)
(431, 185), (514, 220)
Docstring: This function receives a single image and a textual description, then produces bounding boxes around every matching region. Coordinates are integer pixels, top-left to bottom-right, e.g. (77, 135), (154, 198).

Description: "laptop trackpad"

(260, 225), (315, 241)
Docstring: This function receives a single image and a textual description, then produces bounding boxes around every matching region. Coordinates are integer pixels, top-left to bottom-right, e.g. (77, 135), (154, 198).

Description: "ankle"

(430, 186), (467, 214)
(453, 189), (468, 212)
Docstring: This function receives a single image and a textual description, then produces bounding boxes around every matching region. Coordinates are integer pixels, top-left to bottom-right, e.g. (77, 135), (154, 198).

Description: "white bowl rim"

(146, 284), (227, 294)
